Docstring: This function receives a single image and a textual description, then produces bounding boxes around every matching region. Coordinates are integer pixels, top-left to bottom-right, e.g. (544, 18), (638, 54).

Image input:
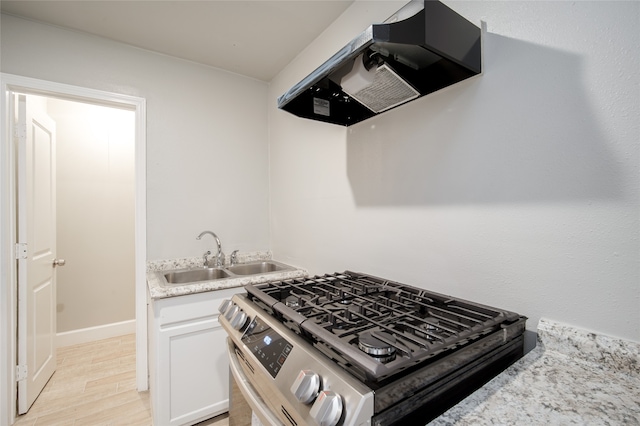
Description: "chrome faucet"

(196, 231), (224, 268)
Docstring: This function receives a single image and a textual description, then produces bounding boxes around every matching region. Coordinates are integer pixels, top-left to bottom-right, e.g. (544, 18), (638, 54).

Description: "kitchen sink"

(159, 260), (296, 286)
(164, 268), (230, 284)
(226, 261), (287, 275)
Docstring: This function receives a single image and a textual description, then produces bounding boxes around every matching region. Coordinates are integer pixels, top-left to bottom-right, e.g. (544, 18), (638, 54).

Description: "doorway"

(0, 73), (147, 426)
(44, 96), (136, 343)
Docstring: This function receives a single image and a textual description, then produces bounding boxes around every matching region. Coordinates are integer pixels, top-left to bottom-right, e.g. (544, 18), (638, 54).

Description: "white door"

(16, 94), (59, 414)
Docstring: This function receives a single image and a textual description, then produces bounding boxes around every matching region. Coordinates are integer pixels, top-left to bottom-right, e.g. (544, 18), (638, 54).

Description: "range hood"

(277, 0), (481, 126)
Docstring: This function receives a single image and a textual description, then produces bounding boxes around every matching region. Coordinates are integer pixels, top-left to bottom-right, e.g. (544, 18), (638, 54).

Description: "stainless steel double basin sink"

(161, 260), (295, 286)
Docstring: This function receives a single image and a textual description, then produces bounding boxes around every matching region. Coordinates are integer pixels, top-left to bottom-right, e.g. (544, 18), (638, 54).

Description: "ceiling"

(0, 0), (354, 81)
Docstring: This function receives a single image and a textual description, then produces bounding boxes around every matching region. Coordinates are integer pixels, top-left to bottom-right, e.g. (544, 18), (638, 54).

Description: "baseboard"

(56, 319), (136, 348)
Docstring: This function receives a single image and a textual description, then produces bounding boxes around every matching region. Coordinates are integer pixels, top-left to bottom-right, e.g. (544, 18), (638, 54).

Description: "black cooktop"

(246, 271), (525, 384)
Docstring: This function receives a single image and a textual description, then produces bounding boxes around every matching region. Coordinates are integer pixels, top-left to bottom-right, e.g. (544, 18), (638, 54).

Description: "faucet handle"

(230, 250), (239, 266)
(203, 250), (212, 268)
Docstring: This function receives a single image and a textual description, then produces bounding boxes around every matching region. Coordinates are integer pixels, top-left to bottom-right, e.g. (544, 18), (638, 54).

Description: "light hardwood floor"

(13, 334), (229, 426)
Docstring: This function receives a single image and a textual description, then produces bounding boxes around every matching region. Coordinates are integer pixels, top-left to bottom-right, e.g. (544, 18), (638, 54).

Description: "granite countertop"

(430, 318), (640, 425)
(147, 252), (307, 299)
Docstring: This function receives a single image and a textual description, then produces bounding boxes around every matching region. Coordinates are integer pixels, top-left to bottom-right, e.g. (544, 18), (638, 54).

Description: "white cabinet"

(149, 287), (244, 426)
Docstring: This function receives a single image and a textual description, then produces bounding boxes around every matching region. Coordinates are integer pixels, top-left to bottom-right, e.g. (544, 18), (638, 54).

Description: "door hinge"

(15, 243), (27, 260)
(13, 122), (26, 139)
(16, 365), (28, 381)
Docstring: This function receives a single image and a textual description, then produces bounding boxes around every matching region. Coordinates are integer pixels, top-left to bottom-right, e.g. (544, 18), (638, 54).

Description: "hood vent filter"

(344, 63), (419, 113)
(277, 0), (482, 126)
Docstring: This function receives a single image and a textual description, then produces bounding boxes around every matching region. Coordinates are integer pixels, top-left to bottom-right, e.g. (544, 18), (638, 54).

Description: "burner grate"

(246, 271), (521, 382)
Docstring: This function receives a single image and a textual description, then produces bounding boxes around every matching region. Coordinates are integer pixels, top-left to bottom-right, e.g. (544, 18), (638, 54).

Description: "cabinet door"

(151, 287), (244, 426)
(163, 316), (228, 425)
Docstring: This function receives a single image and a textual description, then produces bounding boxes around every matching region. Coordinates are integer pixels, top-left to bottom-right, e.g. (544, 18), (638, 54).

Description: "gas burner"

(285, 296), (300, 308)
(422, 319), (440, 331)
(358, 331), (396, 356)
(330, 289), (351, 304)
(371, 352), (396, 364)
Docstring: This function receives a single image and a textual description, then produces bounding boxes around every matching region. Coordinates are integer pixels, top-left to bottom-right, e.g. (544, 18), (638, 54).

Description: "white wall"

(2, 2), (638, 345)
(268, 1), (640, 342)
(1, 13), (271, 261)
(46, 98), (135, 333)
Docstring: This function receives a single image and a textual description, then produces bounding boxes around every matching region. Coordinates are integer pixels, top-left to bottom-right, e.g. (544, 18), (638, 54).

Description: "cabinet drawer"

(154, 287), (245, 327)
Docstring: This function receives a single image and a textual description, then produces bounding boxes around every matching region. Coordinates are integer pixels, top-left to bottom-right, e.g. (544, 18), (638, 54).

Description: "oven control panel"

(241, 317), (292, 378)
(219, 295), (375, 426)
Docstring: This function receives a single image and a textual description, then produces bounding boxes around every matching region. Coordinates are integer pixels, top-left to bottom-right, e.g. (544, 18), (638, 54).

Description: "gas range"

(220, 271), (526, 426)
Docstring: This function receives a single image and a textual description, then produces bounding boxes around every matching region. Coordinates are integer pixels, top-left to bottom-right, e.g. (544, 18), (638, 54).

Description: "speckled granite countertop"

(430, 318), (639, 425)
(147, 252), (307, 299)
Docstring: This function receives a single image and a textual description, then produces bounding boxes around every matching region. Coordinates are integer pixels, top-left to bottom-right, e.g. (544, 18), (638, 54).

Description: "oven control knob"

(290, 370), (320, 404)
(230, 309), (248, 330)
(218, 299), (232, 315)
(224, 304), (239, 321)
(309, 390), (343, 426)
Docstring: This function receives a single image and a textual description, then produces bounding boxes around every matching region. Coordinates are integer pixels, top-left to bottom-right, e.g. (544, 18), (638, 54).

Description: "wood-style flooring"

(13, 334), (229, 426)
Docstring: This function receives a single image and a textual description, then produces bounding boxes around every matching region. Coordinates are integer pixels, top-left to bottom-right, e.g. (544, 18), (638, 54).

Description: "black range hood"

(277, 0), (481, 126)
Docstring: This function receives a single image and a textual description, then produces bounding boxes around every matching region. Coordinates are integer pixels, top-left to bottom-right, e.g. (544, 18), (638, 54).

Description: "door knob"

(53, 259), (66, 267)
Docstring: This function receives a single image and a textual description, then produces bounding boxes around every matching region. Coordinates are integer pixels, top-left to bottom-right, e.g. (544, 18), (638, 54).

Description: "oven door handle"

(227, 338), (284, 426)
